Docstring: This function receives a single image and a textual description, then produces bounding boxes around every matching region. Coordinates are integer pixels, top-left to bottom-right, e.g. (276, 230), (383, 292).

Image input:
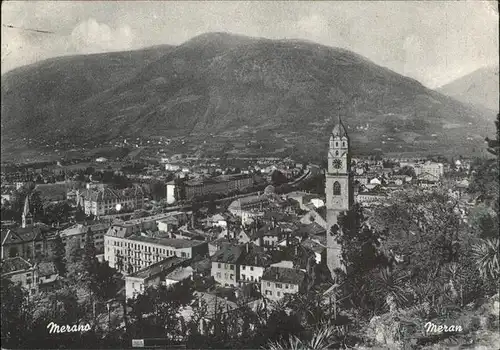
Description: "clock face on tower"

(332, 159), (342, 169)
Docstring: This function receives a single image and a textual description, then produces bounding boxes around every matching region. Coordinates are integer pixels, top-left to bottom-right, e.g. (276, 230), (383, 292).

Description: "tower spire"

(332, 115), (348, 138)
(22, 194), (33, 228)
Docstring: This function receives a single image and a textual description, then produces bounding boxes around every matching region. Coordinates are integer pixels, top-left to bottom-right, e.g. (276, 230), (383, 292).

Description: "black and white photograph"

(1, 1), (499, 349)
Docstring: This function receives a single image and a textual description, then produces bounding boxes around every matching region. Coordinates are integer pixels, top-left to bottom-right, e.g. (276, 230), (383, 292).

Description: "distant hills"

(1, 32), (496, 162)
(437, 66), (499, 112)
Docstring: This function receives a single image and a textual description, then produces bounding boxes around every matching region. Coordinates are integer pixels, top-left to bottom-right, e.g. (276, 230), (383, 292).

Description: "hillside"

(437, 66), (499, 111)
(1, 32), (495, 162)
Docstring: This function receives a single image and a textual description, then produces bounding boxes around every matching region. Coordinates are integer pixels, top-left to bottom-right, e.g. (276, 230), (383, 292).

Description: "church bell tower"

(325, 116), (353, 277)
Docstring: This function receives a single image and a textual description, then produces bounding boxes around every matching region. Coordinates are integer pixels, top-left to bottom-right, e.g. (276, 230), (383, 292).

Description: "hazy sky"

(1, 1), (498, 88)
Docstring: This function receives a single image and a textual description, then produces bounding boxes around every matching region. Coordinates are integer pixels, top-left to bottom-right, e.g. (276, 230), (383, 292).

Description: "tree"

(75, 202), (86, 222)
(398, 166), (416, 178)
(174, 177), (186, 202)
(52, 234), (67, 277)
(43, 201), (71, 225)
(1, 278), (31, 348)
(93, 262), (119, 301)
(472, 238), (499, 281)
(29, 190), (44, 221)
(485, 113), (499, 157)
(129, 279), (194, 340)
(82, 228), (99, 295)
(271, 170), (288, 186)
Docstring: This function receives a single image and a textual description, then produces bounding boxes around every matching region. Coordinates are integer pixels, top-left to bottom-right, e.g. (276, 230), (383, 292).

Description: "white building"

(261, 266), (307, 302)
(125, 256), (189, 299)
(104, 233), (208, 274)
(165, 266), (193, 286)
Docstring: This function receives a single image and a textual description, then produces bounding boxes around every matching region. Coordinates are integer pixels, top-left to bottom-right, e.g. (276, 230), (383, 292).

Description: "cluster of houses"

(1, 153), (476, 322)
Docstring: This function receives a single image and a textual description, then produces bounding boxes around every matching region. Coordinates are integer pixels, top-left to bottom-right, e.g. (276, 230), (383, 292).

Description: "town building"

(78, 185), (146, 216)
(1, 257), (58, 296)
(59, 222), (109, 253)
(166, 174), (254, 203)
(125, 256), (189, 299)
(1, 256), (38, 295)
(211, 243), (272, 287)
(105, 212), (190, 239)
(1, 196), (57, 260)
(211, 244), (244, 287)
(260, 266), (307, 302)
(104, 232), (208, 274)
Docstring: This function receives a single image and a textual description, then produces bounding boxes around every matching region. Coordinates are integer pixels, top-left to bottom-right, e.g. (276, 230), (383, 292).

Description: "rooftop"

(262, 266), (307, 285)
(211, 244), (244, 264)
(60, 223), (109, 237)
(165, 266), (193, 281)
(1, 256), (33, 275)
(129, 235), (206, 249)
(127, 256), (188, 280)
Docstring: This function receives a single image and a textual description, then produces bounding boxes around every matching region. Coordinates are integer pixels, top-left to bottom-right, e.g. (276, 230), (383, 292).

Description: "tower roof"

(23, 195), (32, 217)
(331, 116), (348, 138)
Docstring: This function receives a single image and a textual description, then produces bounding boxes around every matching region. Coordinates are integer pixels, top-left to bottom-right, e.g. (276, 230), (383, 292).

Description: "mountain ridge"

(437, 66), (499, 111)
(1, 32), (495, 161)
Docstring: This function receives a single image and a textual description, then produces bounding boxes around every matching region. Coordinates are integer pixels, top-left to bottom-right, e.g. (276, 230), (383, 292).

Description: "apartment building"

(104, 233), (207, 274)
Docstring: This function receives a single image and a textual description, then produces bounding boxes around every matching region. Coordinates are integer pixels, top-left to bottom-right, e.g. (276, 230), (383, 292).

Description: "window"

(230, 265), (234, 270)
(216, 272), (221, 278)
(241, 265), (246, 270)
(266, 290), (272, 296)
(276, 283), (282, 288)
(335, 142), (338, 147)
(181, 252), (186, 258)
(285, 284), (289, 289)
(242, 274), (246, 280)
(333, 181), (341, 195)
(250, 266), (254, 271)
(218, 263), (221, 268)
(267, 282), (270, 287)
(250, 276), (254, 281)
(277, 291), (281, 297)
(230, 274), (234, 280)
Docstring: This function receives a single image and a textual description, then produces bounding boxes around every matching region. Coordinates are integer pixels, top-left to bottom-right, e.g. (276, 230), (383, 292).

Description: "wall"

(239, 265), (264, 283)
(211, 261), (238, 287)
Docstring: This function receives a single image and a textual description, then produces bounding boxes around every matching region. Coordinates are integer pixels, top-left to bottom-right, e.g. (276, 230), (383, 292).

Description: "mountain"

(1, 32), (495, 162)
(437, 66), (499, 112)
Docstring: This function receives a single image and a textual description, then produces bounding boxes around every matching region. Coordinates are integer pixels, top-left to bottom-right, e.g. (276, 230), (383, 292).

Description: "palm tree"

(266, 323), (348, 350)
(472, 238), (499, 280)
